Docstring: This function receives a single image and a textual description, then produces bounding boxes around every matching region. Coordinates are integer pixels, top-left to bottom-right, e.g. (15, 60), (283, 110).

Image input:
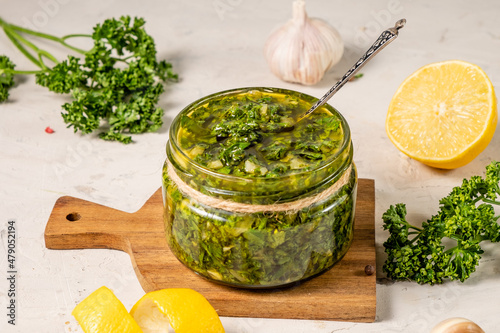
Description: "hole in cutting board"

(66, 212), (81, 221)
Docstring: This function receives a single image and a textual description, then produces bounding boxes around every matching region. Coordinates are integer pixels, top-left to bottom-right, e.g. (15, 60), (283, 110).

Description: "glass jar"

(162, 87), (357, 288)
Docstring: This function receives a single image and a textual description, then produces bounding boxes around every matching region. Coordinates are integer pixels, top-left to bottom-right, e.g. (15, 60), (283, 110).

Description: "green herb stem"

(0, 18), (88, 55)
(2, 26), (59, 69)
(7, 69), (46, 75)
(409, 225), (423, 232)
(482, 198), (500, 205)
(62, 33), (92, 40)
(3, 29), (43, 68)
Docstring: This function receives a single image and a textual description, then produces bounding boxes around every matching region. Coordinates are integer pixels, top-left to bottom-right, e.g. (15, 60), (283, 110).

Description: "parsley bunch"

(0, 16), (177, 143)
(383, 161), (500, 284)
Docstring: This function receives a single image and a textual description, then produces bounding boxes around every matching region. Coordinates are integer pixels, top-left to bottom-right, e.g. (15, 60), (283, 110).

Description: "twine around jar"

(166, 159), (352, 214)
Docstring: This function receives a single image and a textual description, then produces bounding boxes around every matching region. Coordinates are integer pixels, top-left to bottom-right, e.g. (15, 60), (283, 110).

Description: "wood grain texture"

(44, 179), (376, 322)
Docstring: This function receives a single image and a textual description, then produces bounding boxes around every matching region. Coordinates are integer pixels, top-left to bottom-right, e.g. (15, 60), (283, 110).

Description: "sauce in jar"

(163, 87), (357, 288)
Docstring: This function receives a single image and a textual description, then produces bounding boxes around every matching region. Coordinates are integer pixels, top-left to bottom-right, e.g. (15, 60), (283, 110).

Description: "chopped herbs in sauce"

(178, 90), (344, 177)
(162, 167), (356, 288)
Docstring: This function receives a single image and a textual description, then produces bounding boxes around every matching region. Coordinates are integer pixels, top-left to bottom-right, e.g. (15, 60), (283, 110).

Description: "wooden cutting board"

(45, 179), (376, 322)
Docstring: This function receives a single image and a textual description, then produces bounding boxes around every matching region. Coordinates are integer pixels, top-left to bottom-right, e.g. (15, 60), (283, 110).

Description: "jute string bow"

(166, 159), (352, 214)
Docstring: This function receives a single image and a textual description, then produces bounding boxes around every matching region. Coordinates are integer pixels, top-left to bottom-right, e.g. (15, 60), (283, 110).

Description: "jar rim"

(168, 86), (352, 185)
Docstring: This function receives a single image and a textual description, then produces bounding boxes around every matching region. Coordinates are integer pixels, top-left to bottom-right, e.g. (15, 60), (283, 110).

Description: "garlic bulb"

(264, 0), (344, 85)
(431, 317), (485, 333)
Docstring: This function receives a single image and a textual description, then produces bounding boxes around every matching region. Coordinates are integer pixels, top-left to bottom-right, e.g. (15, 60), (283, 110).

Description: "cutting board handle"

(44, 195), (138, 252)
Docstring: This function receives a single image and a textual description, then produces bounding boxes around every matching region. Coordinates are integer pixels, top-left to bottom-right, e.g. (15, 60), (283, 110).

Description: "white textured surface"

(1, 0), (500, 332)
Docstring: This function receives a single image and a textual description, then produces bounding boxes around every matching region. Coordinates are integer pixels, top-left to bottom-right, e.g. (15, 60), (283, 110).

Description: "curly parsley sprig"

(383, 161), (500, 285)
(0, 16), (177, 143)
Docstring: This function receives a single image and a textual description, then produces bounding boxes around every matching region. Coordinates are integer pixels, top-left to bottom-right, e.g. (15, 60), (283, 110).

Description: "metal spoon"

(296, 18), (406, 122)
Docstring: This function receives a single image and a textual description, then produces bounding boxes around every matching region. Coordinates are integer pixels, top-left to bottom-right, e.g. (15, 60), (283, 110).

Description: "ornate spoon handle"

(297, 18), (406, 121)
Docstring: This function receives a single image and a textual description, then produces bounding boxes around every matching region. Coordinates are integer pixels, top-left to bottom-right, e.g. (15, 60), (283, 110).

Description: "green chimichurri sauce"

(178, 90), (344, 178)
(163, 88), (356, 288)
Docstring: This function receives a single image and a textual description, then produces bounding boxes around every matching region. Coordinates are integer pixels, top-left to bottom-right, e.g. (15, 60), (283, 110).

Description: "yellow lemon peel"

(72, 286), (142, 333)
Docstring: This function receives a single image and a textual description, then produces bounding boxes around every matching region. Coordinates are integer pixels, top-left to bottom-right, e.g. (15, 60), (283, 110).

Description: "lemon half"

(130, 288), (225, 333)
(72, 287), (225, 333)
(386, 60), (497, 169)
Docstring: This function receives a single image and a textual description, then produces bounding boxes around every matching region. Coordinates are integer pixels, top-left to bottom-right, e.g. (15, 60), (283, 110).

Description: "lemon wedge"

(72, 286), (225, 333)
(130, 288), (225, 333)
(386, 60), (497, 169)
